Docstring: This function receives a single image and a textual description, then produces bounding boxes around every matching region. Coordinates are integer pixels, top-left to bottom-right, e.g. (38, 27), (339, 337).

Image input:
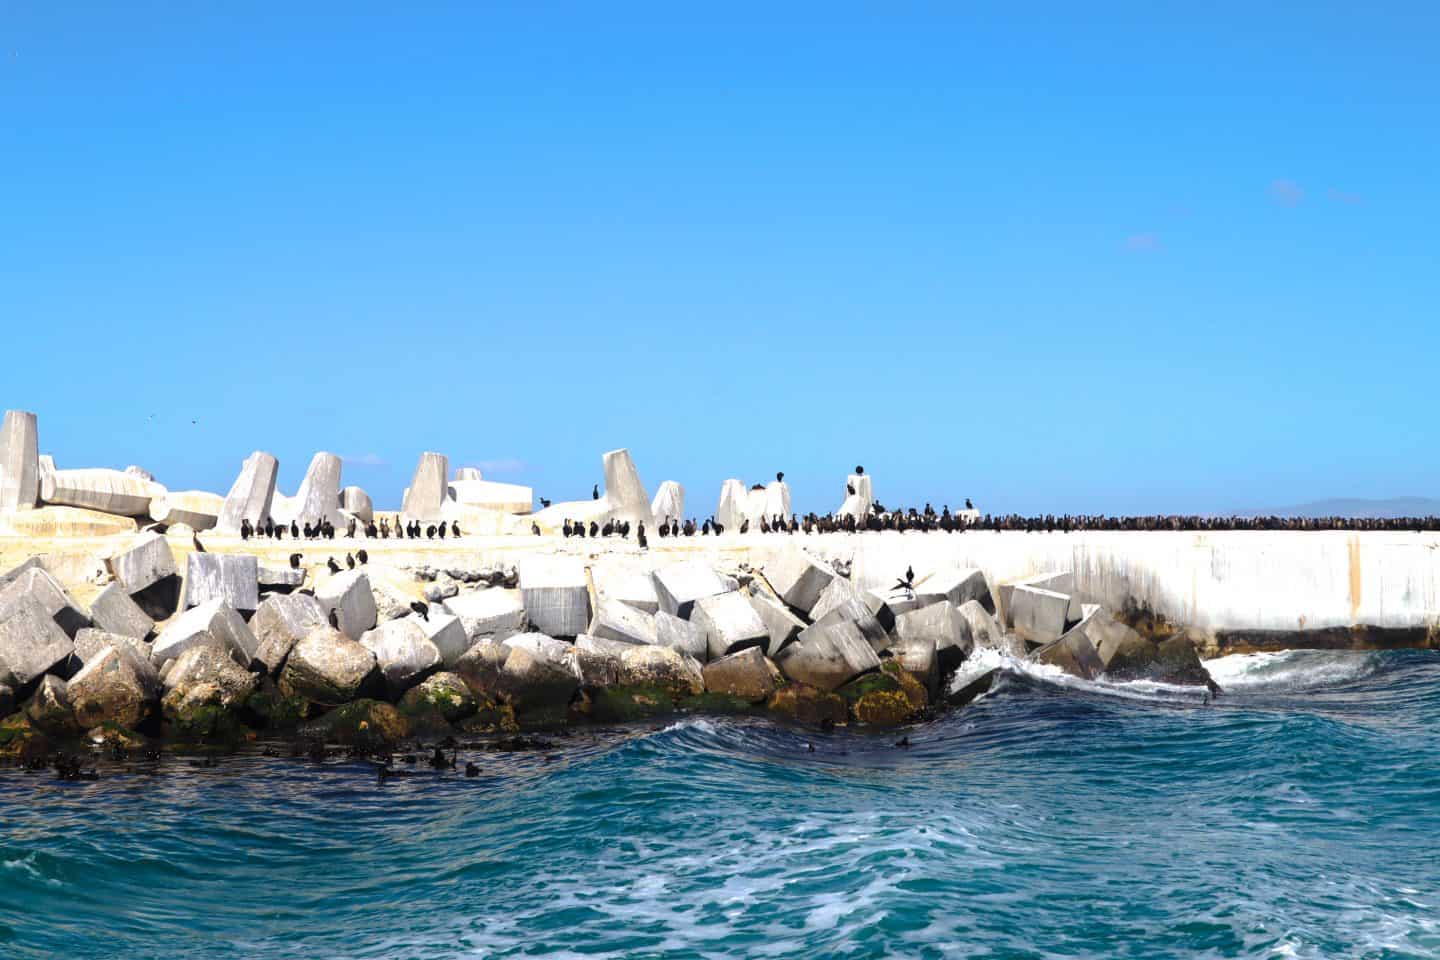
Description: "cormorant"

(539, 497), (552, 509)
(356, 549), (368, 565)
(592, 484), (599, 500)
(669, 519), (679, 537)
(328, 609), (340, 630)
(740, 519), (749, 534)
(240, 519), (252, 540)
(192, 532), (205, 553)
(847, 482), (856, 496)
(438, 522), (447, 539)
(410, 601), (430, 621)
(346, 553), (355, 570)
(777, 471), (785, 482)
(327, 557), (341, 575)
(290, 521), (299, 539)
(965, 498), (973, 511)
(426, 525), (437, 539)
(588, 521), (599, 538)
(451, 521), (460, 538)
(289, 552), (302, 569)
(562, 519), (572, 537)
(465, 761), (480, 777)
(637, 523), (648, 549)
(856, 465), (865, 475)
(532, 522), (541, 536)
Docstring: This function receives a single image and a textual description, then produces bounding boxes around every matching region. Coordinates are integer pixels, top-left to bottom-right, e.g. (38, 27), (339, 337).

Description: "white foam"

(1201, 650), (1382, 693)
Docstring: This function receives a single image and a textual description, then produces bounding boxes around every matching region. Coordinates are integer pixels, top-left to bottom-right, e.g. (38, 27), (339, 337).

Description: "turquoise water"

(3, 649), (1439, 959)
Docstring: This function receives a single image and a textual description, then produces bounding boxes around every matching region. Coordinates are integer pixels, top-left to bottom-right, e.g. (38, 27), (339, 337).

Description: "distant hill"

(1238, 497), (1440, 519)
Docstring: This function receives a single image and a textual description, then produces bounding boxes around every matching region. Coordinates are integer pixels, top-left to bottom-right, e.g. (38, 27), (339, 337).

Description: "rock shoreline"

(0, 534), (1217, 770)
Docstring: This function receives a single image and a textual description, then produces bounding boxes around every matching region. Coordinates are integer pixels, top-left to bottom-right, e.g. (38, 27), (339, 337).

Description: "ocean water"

(3, 650), (1439, 960)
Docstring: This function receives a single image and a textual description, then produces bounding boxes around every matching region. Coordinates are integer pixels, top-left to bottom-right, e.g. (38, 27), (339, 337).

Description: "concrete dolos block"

(0, 566), (91, 639)
(42, 468), (160, 517)
(519, 556), (591, 638)
(216, 451), (279, 531)
(181, 552), (260, 612)
(691, 591), (771, 660)
(653, 560), (733, 619)
(774, 618), (880, 691)
(836, 472), (873, 520)
(1011, 585), (1072, 646)
(149, 490), (225, 531)
(286, 452), (344, 528)
(316, 570), (378, 641)
(763, 545), (835, 614)
(651, 481), (685, 526)
(88, 583), (154, 640)
(340, 486), (374, 523)
(716, 479), (747, 530)
(108, 531), (178, 595)
(0, 597), (75, 687)
(151, 598), (258, 668)
(402, 452), (449, 522)
(0, 410), (40, 512)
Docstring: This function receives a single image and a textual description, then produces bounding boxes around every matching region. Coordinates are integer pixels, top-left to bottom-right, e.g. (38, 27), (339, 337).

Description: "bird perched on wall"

(701, 520), (711, 536)
(601, 520), (614, 537)
(856, 465), (865, 475)
(760, 517), (770, 534)
(346, 553), (355, 570)
(740, 519), (750, 534)
(588, 521), (599, 538)
(656, 521), (668, 538)
(562, 519), (572, 537)
(438, 522), (447, 540)
(669, 519), (679, 537)
(637, 523), (648, 549)
(356, 549), (368, 565)
(302, 522), (313, 539)
(893, 565), (915, 594)
(573, 520), (585, 538)
(327, 557), (341, 575)
(290, 521), (299, 539)
(346, 519), (357, 538)
(410, 601), (429, 621)
(777, 471), (785, 482)
(426, 525), (437, 539)
(240, 519), (252, 541)
(592, 484), (599, 500)
(365, 522), (377, 538)
(451, 521), (460, 538)
(328, 609), (340, 630)
(965, 498), (973, 510)
(289, 552), (302, 569)
(532, 522), (541, 536)
(539, 497), (551, 509)
(847, 482), (856, 496)
(379, 519), (389, 538)
(192, 532), (205, 553)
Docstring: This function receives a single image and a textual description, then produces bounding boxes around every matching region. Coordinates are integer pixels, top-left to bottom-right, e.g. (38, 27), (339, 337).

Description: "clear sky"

(3, 3), (1436, 517)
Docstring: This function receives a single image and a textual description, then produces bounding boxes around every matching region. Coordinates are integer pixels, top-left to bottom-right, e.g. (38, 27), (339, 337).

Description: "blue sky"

(3, 3), (1436, 516)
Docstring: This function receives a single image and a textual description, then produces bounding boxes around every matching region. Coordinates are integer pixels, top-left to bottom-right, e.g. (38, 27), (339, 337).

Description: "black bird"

(328, 609), (340, 629)
(740, 519), (750, 534)
(532, 522), (541, 536)
(588, 521), (599, 538)
(847, 482), (856, 496)
(264, 519), (275, 538)
(777, 471), (785, 482)
(451, 521), (460, 538)
(894, 736), (910, 749)
(656, 521), (668, 538)
(592, 484), (600, 500)
(410, 601), (430, 621)
(562, 519), (572, 537)
(346, 519), (357, 538)
(346, 553), (355, 570)
(438, 522), (447, 540)
(465, 761), (480, 777)
(356, 549), (368, 565)
(365, 522), (377, 538)
(426, 524), (437, 539)
(327, 557), (341, 575)
(637, 523), (648, 549)
(289, 552), (302, 569)
(303, 522), (314, 539)
(670, 519), (679, 537)
(893, 565), (916, 593)
(702, 520), (711, 535)
(290, 521), (299, 538)
(539, 498), (552, 509)
(240, 518), (252, 541)
(965, 498), (973, 510)
(192, 532), (205, 553)
(856, 465), (865, 475)
(429, 747), (450, 769)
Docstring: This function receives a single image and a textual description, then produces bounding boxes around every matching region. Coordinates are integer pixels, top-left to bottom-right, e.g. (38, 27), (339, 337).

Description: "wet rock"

(396, 671), (478, 723)
(0, 683), (12, 717)
(765, 682), (848, 726)
(88, 582), (154, 640)
(442, 588), (526, 645)
(151, 599), (257, 669)
(0, 596), (76, 687)
(892, 600), (972, 673)
(618, 644), (704, 698)
(241, 676), (310, 729)
(957, 599), (1024, 657)
(946, 665), (999, 708)
(251, 594), (328, 676)
(652, 560), (732, 619)
(27, 675), (76, 734)
(68, 644), (157, 729)
(774, 617), (881, 692)
(702, 646), (782, 702)
(279, 626), (382, 707)
(359, 618), (443, 699)
(306, 699), (410, 747)
(453, 640), (510, 698)
(163, 643), (257, 699)
(496, 644), (579, 715)
(1030, 631), (1105, 680)
(839, 665), (925, 726)
(567, 636), (622, 688)
(692, 591), (770, 660)
(1093, 617), (1218, 689)
(315, 570), (377, 641)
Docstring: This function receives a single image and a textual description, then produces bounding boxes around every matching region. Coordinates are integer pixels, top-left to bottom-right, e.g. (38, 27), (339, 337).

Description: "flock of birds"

(969, 513), (1440, 533)
(239, 516), (463, 542)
